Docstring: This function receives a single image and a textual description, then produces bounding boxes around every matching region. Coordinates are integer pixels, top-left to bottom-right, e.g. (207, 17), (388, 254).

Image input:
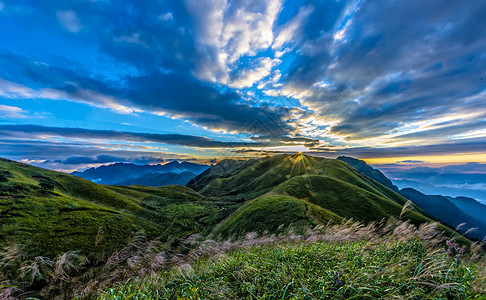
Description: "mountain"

(190, 154), (460, 239)
(393, 178), (486, 205)
(334, 157), (486, 241)
(447, 196), (486, 224)
(72, 161), (209, 185)
(1, 155), (479, 298)
(117, 171), (197, 186)
(380, 165), (486, 204)
(187, 158), (258, 191)
(400, 188), (486, 241)
(0, 158), (234, 260)
(2, 154), (472, 261)
(337, 156), (399, 192)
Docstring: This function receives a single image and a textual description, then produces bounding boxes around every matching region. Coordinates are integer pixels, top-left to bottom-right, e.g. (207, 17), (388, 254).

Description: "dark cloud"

(309, 137), (486, 158)
(397, 160), (425, 164)
(0, 124), (318, 150)
(54, 155), (125, 165)
(281, 0), (486, 140)
(47, 155), (169, 165)
(0, 124), (263, 148)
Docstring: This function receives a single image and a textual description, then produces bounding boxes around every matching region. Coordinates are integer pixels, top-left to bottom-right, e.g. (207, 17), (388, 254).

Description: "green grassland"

(202, 154), (464, 241)
(0, 154), (482, 298)
(100, 224), (486, 299)
(0, 158), (237, 261)
(211, 194), (343, 238)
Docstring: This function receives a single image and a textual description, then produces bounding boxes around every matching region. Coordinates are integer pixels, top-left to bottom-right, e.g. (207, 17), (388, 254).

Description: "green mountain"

(187, 158), (258, 191)
(0, 158), (236, 260)
(337, 156), (399, 192)
(0, 154), (477, 298)
(190, 154), (455, 239)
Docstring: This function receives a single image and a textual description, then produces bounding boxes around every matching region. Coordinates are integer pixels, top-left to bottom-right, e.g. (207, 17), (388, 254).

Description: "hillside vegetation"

(101, 220), (486, 299)
(0, 154), (483, 298)
(195, 154), (460, 240)
(0, 158), (236, 261)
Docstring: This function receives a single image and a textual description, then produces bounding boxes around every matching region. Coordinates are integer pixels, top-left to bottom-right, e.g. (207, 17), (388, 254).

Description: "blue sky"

(0, 0), (485, 172)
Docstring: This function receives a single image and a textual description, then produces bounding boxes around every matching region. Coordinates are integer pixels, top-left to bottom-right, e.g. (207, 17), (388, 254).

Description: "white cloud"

(0, 104), (28, 118)
(229, 57), (280, 88)
(0, 78), (139, 115)
(39, 87), (140, 114)
(272, 6), (313, 53)
(56, 10), (82, 33)
(159, 12), (174, 22)
(185, 0), (283, 87)
(114, 33), (148, 47)
(0, 79), (37, 98)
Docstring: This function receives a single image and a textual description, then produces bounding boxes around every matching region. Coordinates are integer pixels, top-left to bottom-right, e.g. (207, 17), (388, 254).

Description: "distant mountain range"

(380, 165), (486, 204)
(400, 188), (486, 240)
(72, 161), (209, 186)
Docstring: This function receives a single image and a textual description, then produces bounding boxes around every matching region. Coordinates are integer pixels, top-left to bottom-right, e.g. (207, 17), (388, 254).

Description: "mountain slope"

(212, 194), (343, 238)
(401, 188), (486, 240)
(195, 154), (408, 206)
(447, 196), (486, 224)
(273, 175), (428, 224)
(187, 158), (258, 191)
(337, 156), (399, 192)
(0, 158), (231, 260)
(202, 154), (455, 239)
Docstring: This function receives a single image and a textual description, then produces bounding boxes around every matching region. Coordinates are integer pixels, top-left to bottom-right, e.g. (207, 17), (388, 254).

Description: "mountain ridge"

(72, 160), (209, 185)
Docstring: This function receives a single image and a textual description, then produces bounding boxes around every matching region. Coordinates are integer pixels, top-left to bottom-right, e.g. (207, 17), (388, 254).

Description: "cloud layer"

(0, 0), (485, 170)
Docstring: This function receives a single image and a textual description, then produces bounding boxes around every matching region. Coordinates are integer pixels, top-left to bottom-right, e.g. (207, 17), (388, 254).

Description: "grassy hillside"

(197, 154), (410, 206)
(187, 158), (258, 192)
(200, 154), (444, 239)
(273, 175), (428, 224)
(212, 194), (343, 238)
(0, 158), (235, 260)
(1, 155), (481, 298)
(100, 221), (486, 299)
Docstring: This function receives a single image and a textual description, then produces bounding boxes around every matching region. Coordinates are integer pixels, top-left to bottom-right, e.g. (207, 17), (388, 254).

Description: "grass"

(211, 194), (343, 239)
(99, 220), (486, 299)
(196, 154), (412, 206)
(1, 155), (482, 298)
(0, 158), (237, 262)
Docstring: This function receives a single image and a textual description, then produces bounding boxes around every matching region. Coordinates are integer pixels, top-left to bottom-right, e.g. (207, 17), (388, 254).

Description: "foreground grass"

(100, 230), (486, 299)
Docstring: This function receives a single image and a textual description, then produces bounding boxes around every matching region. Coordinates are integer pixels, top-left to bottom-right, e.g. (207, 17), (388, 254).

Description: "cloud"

(1, 0), (485, 160)
(0, 124), (314, 148)
(159, 12), (174, 22)
(185, 0), (283, 86)
(396, 160), (425, 164)
(0, 104), (27, 118)
(275, 0), (486, 142)
(309, 137), (486, 158)
(0, 50), (294, 136)
(56, 10), (82, 33)
(51, 154), (167, 165)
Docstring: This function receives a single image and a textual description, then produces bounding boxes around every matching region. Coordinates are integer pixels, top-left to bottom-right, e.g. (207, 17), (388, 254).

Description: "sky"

(0, 0), (485, 174)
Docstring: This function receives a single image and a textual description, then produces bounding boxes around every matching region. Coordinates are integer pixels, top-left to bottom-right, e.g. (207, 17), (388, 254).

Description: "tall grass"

(99, 220), (486, 299)
(2, 219), (485, 299)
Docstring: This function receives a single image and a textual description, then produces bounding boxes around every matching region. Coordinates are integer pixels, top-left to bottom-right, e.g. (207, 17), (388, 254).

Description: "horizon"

(0, 1), (485, 178)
